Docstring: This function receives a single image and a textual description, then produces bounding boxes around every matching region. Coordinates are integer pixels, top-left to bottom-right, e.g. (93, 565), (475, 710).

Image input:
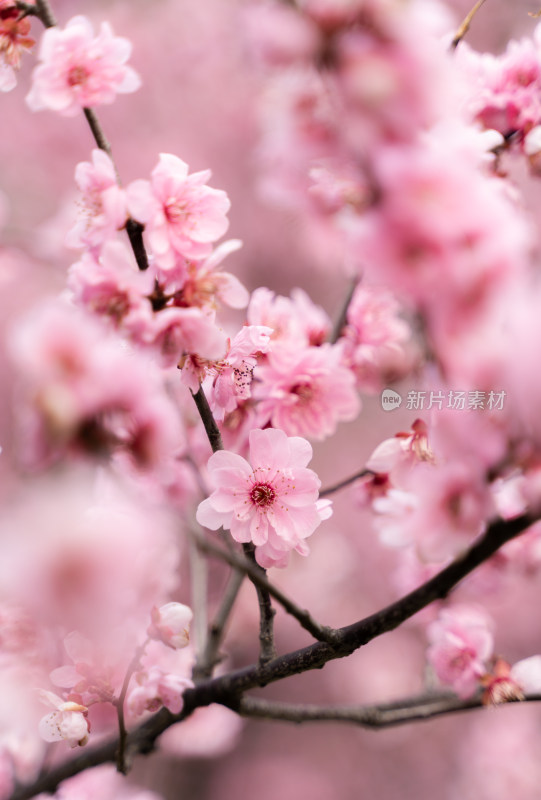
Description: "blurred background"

(2, 1), (541, 798)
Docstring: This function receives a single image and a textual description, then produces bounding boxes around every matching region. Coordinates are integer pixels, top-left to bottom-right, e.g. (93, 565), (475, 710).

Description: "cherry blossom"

(0, 2), (34, 91)
(26, 15), (141, 116)
(426, 605), (494, 698)
(247, 287), (331, 347)
(254, 342), (360, 440)
(127, 667), (193, 716)
(196, 427), (332, 568)
(66, 150), (128, 251)
(126, 154), (231, 268)
(148, 603), (193, 650)
(38, 690), (89, 748)
(208, 325), (273, 421)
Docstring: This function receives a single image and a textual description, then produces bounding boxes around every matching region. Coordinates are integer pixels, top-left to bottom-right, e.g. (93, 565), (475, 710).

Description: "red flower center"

(67, 65), (90, 87)
(250, 483), (276, 507)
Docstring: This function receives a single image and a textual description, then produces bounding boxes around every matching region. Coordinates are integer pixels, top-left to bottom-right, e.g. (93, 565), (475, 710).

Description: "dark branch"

(9, 513), (534, 800)
(33, 0), (56, 27)
(243, 544), (276, 665)
(329, 277), (358, 344)
(190, 386), (224, 453)
(190, 527), (337, 644)
(237, 692), (541, 728)
(320, 469), (372, 497)
(193, 567), (245, 680)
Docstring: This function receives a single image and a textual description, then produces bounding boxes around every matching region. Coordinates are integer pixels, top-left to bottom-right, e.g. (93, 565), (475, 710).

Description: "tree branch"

(237, 691), (541, 728)
(329, 276), (358, 344)
(189, 526), (337, 644)
(9, 513), (534, 800)
(190, 386), (224, 453)
(243, 544), (276, 665)
(33, 0), (56, 27)
(450, 0), (487, 50)
(193, 566), (245, 680)
(320, 468), (373, 497)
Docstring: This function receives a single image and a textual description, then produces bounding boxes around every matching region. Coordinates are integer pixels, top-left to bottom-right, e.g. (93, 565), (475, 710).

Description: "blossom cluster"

(4, 1), (541, 798)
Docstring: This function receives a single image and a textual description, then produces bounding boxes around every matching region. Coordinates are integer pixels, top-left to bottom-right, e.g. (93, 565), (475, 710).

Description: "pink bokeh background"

(2, 1), (541, 798)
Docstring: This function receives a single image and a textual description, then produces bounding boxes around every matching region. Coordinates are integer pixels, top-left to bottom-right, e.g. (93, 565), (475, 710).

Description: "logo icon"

(381, 388), (402, 411)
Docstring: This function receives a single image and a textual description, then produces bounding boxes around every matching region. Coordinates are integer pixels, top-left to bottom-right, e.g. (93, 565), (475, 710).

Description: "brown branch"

(193, 566), (245, 680)
(329, 277), (359, 344)
(190, 526), (337, 644)
(33, 0), (56, 27)
(9, 513), (535, 800)
(190, 386), (224, 454)
(320, 468), (372, 497)
(237, 691), (541, 728)
(114, 638), (150, 774)
(450, 0), (487, 50)
(243, 544), (276, 665)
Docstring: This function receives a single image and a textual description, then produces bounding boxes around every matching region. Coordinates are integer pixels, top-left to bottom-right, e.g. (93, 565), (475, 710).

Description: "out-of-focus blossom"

(9, 302), (184, 469)
(366, 419), (433, 475)
(66, 150), (127, 251)
(340, 284), (411, 391)
(196, 427), (331, 568)
(481, 655), (541, 705)
(38, 691), (89, 748)
(160, 704), (243, 758)
(247, 287), (331, 346)
(127, 667), (193, 716)
(427, 605), (494, 698)
(0, 2), (34, 92)
(127, 154), (230, 268)
(43, 765), (165, 800)
(254, 342), (360, 440)
(148, 603), (193, 650)
(68, 241), (153, 328)
(26, 16), (140, 116)
(170, 240), (249, 311)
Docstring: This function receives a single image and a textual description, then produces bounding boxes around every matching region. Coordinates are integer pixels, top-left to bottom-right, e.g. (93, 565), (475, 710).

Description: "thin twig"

(114, 638), (150, 774)
(194, 567), (245, 680)
(82, 108), (114, 159)
(15, 2), (40, 19)
(190, 386), (224, 453)
(243, 544), (276, 665)
(450, 0), (487, 50)
(329, 276), (359, 344)
(9, 513), (535, 800)
(34, 0), (56, 27)
(190, 526), (337, 644)
(237, 692), (540, 728)
(320, 468), (373, 497)
(189, 537), (209, 667)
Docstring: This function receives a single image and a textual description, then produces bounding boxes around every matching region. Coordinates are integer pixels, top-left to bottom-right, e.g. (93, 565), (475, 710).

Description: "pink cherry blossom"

(0, 3), (34, 92)
(148, 603), (193, 650)
(253, 342), (360, 440)
(26, 16), (140, 116)
(426, 605), (494, 699)
(38, 690), (89, 748)
(127, 667), (193, 716)
(126, 154), (231, 268)
(171, 240), (249, 311)
(66, 150), (128, 250)
(68, 241), (152, 327)
(9, 302), (184, 469)
(365, 419), (433, 475)
(196, 427), (332, 568)
(340, 284), (411, 392)
(208, 325), (273, 421)
(247, 287), (331, 346)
